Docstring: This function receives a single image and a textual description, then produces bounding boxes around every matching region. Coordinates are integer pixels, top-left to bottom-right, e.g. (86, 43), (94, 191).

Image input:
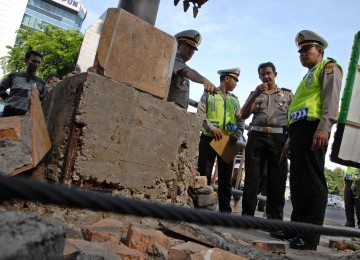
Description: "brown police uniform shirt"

(247, 86), (293, 127)
(167, 54), (190, 109)
(317, 63), (343, 132)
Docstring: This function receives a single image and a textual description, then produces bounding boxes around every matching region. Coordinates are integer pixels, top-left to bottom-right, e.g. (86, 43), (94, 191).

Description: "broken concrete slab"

(38, 73), (202, 205)
(0, 211), (66, 260)
(0, 86), (51, 176)
(64, 239), (145, 259)
(160, 222), (226, 248)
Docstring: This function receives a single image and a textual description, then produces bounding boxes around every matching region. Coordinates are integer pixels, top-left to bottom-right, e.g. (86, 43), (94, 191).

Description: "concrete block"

(252, 240), (287, 254)
(82, 218), (124, 244)
(190, 248), (246, 260)
(39, 73), (202, 205)
(0, 212), (66, 260)
(195, 192), (218, 207)
(168, 241), (208, 260)
(126, 225), (170, 253)
(193, 185), (214, 195)
(95, 8), (177, 99)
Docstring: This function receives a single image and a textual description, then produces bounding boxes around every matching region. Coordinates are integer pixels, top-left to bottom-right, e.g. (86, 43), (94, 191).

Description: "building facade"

(0, 0), (86, 77)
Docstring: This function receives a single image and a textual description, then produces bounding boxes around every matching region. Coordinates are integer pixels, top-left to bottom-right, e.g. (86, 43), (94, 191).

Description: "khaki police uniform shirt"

(247, 86), (293, 127)
(317, 64), (342, 132)
(167, 54), (190, 109)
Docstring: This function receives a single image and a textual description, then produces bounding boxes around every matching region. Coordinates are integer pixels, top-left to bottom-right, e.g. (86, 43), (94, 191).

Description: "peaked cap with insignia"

(217, 67), (241, 82)
(174, 30), (201, 50)
(295, 30), (328, 51)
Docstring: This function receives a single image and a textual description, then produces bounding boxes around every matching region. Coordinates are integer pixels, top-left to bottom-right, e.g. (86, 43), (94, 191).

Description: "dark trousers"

(344, 179), (360, 227)
(242, 131), (288, 219)
(289, 120), (328, 246)
(198, 135), (232, 212)
(257, 168), (267, 212)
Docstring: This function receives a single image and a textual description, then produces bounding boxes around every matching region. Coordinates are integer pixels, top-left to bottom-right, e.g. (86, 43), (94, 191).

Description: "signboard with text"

(51, 0), (82, 12)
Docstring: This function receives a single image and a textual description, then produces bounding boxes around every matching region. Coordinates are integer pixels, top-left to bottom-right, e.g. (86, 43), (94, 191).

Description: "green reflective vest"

(202, 92), (240, 137)
(288, 58), (341, 125)
(345, 167), (360, 181)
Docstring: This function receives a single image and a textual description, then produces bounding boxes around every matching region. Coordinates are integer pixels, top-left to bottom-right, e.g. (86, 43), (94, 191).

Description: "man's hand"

(311, 129), (329, 151)
(203, 79), (216, 93)
(211, 128), (223, 141)
(229, 135), (238, 145)
(280, 143), (290, 161)
(254, 83), (269, 96)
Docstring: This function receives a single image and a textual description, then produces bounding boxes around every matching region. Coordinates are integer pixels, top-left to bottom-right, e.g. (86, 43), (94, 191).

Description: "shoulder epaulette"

(326, 57), (337, 63)
(280, 87), (292, 92)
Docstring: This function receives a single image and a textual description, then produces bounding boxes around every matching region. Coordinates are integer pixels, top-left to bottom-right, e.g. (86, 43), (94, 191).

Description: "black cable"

(0, 175), (359, 238)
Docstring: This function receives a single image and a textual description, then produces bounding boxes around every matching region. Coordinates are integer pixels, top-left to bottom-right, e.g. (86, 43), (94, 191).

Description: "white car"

(327, 194), (345, 209)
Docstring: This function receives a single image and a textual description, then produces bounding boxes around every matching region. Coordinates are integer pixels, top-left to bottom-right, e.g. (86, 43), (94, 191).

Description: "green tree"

(325, 167), (345, 196)
(0, 25), (83, 79)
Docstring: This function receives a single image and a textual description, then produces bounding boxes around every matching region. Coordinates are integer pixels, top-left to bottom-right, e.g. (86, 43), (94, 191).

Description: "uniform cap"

(217, 67), (241, 82)
(295, 30), (328, 51)
(174, 30), (201, 50)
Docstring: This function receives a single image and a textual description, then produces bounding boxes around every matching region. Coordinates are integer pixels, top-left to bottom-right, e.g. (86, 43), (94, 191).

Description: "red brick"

(252, 240), (286, 254)
(168, 241), (208, 260)
(82, 218), (123, 244)
(125, 225), (170, 253)
(193, 176), (208, 189)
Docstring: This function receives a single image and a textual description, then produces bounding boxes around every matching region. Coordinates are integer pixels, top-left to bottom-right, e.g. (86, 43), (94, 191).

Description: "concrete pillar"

(117, 0), (160, 25)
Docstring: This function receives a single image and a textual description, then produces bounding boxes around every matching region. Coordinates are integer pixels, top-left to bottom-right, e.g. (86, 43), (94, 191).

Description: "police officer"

(344, 167), (360, 228)
(197, 68), (245, 212)
(241, 62), (293, 221)
(167, 30), (216, 109)
(281, 30), (343, 250)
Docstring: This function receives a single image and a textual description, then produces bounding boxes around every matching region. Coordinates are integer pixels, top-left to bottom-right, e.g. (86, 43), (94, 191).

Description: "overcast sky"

(81, 0), (360, 170)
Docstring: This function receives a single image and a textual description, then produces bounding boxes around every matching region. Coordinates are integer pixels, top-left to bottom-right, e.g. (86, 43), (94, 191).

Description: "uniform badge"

(290, 108), (308, 122)
(226, 123), (237, 132)
(194, 34), (201, 45)
(297, 33), (305, 46)
(325, 63), (334, 74)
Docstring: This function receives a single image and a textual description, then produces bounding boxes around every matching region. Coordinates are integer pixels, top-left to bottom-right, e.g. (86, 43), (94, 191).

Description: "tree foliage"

(0, 24), (83, 79)
(325, 167), (345, 196)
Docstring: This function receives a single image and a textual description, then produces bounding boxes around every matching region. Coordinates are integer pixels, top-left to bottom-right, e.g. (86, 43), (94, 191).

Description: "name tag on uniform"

(290, 108), (308, 122)
(226, 123), (237, 132)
